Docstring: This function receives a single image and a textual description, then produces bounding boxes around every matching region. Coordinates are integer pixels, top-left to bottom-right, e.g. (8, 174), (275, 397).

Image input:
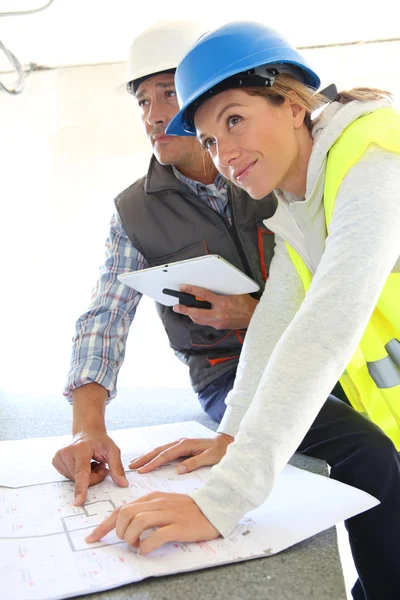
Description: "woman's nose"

(216, 139), (240, 169)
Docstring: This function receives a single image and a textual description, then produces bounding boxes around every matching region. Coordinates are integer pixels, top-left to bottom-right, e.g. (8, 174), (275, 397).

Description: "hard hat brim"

(166, 51), (320, 137)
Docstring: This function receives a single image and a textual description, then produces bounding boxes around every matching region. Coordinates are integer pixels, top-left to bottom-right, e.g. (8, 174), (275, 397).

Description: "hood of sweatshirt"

(263, 98), (392, 272)
(306, 98), (391, 199)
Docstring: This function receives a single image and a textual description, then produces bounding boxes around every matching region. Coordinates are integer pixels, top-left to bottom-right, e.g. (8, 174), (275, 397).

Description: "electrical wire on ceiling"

(0, 0), (55, 95)
(0, 0), (55, 18)
(298, 37), (400, 50)
(0, 3), (399, 95)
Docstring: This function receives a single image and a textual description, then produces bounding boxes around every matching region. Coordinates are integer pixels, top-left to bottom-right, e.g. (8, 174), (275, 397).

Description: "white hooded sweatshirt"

(189, 99), (400, 537)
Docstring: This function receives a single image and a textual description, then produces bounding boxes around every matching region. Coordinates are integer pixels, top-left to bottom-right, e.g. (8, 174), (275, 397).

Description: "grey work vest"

(116, 156), (277, 392)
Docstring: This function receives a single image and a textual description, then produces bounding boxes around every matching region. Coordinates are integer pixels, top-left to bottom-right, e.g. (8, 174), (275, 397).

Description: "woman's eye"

(227, 115), (242, 128)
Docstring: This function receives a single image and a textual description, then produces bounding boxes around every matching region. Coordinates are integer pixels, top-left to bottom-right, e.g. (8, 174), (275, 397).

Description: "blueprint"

(0, 422), (379, 600)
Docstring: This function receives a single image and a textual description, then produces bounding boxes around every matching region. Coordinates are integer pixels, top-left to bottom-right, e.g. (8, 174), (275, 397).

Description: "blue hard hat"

(166, 21), (320, 136)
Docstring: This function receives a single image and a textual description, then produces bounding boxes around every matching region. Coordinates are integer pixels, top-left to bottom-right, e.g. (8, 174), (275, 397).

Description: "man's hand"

(129, 433), (233, 474)
(173, 284), (258, 330)
(85, 492), (220, 554)
(52, 431), (128, 506)
(54, 383), (128, 505)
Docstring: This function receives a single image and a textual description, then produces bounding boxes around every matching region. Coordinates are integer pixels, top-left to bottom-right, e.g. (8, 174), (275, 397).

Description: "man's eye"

(166, 90), (176, 98)
(138, 99), (148, 108)
(203, 138), (215, 150)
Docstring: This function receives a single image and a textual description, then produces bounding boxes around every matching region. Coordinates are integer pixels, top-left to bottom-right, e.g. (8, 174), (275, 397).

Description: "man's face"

(135, 73), (200, 165)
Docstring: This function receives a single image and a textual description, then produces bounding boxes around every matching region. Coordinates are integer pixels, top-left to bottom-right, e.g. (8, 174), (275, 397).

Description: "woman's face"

(195, 88), (308, 199)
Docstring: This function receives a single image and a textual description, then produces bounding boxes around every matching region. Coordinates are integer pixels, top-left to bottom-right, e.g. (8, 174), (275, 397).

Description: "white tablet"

(118, 254), (260, 306)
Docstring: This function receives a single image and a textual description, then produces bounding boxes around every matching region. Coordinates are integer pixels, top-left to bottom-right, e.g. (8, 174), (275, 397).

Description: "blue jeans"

(197, 368), (236, 422)
(198, 370), (400, 599)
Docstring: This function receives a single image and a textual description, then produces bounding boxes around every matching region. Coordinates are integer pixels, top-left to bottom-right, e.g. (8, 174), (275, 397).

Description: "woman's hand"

(85, 492), (220, 554)
(129, 433), (234, 474)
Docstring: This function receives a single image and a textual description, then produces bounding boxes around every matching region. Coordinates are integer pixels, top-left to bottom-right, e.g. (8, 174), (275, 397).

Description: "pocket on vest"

(188, 323), (242, 349)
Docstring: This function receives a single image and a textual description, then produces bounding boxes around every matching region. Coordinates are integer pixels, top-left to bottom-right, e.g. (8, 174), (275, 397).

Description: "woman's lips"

(233, 160), (257, 182)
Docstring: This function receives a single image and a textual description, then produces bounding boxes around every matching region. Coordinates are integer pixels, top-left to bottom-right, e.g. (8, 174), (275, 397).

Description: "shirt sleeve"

(190, 147), (400, 537)
(217, 235), (304, 437)
(63, 211), (149, 401)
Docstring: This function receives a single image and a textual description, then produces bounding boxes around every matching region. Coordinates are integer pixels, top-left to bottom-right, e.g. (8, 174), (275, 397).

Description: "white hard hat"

(124, 20), (208, 94)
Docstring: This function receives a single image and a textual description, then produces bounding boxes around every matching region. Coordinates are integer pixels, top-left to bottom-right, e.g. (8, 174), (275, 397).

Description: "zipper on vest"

(227, 189), (258, 280)
(186, 187), (258, 281)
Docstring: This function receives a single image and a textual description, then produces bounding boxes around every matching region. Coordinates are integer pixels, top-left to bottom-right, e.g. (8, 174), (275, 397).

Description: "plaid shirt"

(64, 169), (230, 400)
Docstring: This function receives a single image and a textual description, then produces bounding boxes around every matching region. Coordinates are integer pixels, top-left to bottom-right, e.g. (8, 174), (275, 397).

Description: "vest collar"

(145, 155), (193, 195)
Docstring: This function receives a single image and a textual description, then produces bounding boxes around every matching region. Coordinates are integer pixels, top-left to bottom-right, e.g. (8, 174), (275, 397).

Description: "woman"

(87, 22), (400, 599)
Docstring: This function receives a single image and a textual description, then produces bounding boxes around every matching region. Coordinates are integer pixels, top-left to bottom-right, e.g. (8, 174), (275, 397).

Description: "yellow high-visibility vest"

(286, 107), (400, 449)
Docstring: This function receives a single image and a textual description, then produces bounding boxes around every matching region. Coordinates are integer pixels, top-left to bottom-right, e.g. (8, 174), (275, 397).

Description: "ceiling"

(0, 0), (399, 72)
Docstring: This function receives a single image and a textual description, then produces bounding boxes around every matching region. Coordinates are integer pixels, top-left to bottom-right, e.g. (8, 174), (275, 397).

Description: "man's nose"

(146, 102), (168, 126)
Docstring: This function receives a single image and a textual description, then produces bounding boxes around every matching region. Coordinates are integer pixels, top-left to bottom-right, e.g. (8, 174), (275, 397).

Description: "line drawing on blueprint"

(0, 424), (379, 600)
(61, 500), (117, 552)
(0, 466), (212, 551)
(0, 497), (117, 546)
(0, 466), (268, 600)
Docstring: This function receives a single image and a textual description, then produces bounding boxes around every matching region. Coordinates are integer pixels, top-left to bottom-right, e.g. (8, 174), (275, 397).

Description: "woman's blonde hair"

(244, 74), (393, 130)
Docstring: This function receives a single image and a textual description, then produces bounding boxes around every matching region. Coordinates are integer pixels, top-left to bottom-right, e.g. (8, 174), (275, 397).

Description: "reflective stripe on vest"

(286, 107), (400, 449)
(368, 356), (400, 389)
(387, 339), (400, 368)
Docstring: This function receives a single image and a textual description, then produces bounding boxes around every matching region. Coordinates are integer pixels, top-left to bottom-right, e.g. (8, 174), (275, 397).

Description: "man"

(52, 20), (277, 505)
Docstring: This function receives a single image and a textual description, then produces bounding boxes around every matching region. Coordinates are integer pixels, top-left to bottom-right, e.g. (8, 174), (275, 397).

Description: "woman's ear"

(288, 92), (306, 128)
